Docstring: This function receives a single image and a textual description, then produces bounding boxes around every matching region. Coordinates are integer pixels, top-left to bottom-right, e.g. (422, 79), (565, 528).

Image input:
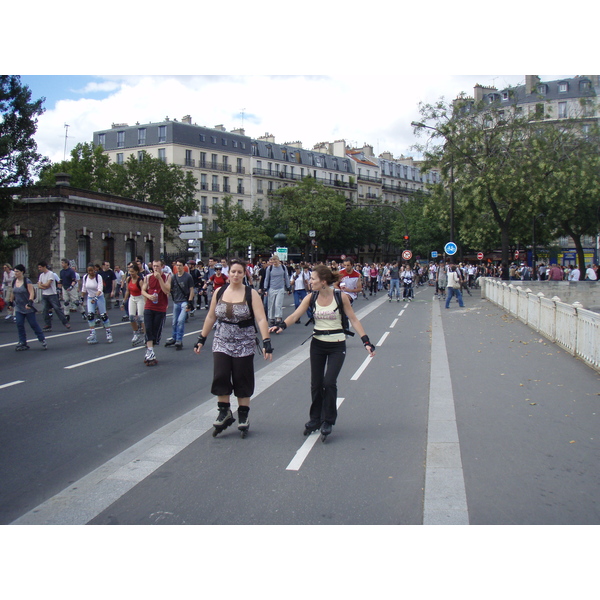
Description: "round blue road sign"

(444, 242), (457, 255)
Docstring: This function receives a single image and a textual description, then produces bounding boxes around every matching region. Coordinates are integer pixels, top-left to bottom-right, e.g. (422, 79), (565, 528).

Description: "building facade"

(3, 174), (165, 278)
(93, 116), (253, 236)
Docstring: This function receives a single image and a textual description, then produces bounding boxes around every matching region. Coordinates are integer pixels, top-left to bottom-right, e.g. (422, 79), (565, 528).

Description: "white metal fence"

(481, 278), (600, 372)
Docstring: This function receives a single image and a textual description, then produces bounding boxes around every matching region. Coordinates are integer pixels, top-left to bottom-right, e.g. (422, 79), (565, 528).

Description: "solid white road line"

(423, 298), (469, 525)
(0, 380), (25, 390)
(286, 398), (345, 471)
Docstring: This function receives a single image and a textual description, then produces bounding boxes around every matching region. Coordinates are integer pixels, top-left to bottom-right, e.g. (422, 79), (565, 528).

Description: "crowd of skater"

(2, 255), (597, 439)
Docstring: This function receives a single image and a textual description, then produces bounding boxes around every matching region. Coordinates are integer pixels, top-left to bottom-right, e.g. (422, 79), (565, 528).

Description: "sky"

(18, 73), (573, 165)
(8, 2), (594, 170)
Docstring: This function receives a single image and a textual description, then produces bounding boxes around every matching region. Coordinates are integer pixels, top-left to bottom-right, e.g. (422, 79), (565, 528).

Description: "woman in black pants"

(270, 265), (375, 439)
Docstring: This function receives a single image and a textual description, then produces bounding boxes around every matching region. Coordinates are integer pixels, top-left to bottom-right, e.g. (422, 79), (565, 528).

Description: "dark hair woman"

(194, 259), (272, 438)
(270, 265), (375, 441)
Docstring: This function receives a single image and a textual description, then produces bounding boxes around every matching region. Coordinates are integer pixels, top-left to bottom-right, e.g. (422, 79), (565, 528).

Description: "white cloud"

(33, 74), (562, 164)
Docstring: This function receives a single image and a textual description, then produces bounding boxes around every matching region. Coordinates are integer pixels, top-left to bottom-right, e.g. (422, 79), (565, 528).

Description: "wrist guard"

(278, 321), (287, 330)
(361, 335), (375, 353)
(263, 339), (273, 354)
(195, 334), (207, 350)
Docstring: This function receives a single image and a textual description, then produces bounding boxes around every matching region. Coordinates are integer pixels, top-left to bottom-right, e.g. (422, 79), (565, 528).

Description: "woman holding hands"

(270, 265), (375, 441)
(194, 259), (272, 438)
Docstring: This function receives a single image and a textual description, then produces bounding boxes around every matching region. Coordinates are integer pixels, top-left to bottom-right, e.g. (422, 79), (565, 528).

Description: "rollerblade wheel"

(320, 432), (329, 443)
(240, 428), (248, 439)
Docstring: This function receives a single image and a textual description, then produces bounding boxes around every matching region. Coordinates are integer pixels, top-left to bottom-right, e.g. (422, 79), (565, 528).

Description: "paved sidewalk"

(440, 293), (600, 524)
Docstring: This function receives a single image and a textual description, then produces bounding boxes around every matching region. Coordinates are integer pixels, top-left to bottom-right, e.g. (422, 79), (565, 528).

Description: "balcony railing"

(357, 174), (382, 183)
(253, 168), (357, 189)
(237, 186), (245, 194)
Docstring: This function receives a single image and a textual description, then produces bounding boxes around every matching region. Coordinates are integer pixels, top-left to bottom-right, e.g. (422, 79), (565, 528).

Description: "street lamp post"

(412, 121), (456, 259)
(532, 213), (544, 279)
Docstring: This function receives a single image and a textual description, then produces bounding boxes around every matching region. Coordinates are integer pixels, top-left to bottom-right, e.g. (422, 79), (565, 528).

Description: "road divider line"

(376, 332), (389, 346)
(0, 380), (25, 390)
(390, 318), (398, 328)
(350, 331), (388, 381)
(286, 398), (345, 471)
(398, 309), (405, 317)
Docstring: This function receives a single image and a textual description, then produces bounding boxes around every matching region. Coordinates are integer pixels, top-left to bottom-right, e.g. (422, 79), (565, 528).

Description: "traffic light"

(403, 235), (410, 248)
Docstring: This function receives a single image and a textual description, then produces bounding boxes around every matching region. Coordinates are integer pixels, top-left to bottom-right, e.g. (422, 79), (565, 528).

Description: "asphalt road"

(2, 285), (599, 526)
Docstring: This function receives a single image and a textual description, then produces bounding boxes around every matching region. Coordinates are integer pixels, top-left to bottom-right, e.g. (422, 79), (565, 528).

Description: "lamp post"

(412, 121), (456, 258)
(532, 213), (544, 279)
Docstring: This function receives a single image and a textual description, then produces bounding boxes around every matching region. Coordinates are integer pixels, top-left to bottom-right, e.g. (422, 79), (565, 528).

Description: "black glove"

(361, 335), (375, 353)
(194, 334), (207, 350)
(26, 300), (34, 309)
(263, 339), (273, 354)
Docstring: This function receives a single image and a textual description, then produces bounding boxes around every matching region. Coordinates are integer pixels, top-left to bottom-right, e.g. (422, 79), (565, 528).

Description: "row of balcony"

(252, 168), (358, 189)
(200, 183), (245, 194)
(180, 159), (246, 174)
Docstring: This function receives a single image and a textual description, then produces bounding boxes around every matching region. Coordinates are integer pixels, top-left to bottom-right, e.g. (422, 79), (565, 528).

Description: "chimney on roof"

(526, 75), (540, 95)
(231, 128), (246, 136)
(55, 173), (72, 187)
(182, 115), (192, 124)
(258, 133), (275, 143)
(473, 84), (497, 102)
(214, 124), (226, 131)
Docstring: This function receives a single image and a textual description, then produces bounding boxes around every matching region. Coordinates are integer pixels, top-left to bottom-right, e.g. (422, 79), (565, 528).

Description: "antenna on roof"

(63, 124), (69, 161)
(240, 108), (246, 129)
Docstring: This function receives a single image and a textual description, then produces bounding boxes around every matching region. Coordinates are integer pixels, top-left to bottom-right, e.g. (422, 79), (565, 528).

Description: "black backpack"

(309, 289), (354, 337)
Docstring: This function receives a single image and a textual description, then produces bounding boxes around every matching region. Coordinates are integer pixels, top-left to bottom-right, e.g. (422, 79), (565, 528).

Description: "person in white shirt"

(568, 265), (581, 281)
(585, 265), (597, 281)
(82, 263), (113, 344)
(37, 261), (70, 332)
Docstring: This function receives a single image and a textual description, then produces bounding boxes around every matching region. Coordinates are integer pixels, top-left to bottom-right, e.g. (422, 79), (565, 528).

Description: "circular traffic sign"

(477, 252), (484, 260)
(444, 242), (457, 255)
(402, 250), (412, 260)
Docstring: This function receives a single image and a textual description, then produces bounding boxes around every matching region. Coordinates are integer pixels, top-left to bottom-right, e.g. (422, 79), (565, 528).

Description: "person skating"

(122, 262), (145, 346)
(165, 258), (195, 350)
(37, 261), (71, 332)
(141, 259), (171, 365)
(81, 264), (114, 343)
(270, 265), (376, 442)
(194, 259), (272, 438)
(11, 264), (47, 351)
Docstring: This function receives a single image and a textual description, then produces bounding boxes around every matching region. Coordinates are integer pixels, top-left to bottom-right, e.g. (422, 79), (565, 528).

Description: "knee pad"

(87, 312), (95, 321)
(129, 314), (137, 323)
(101, 312), (109, 322)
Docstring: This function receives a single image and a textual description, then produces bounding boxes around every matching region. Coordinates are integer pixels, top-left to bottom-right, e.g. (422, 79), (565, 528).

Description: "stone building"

(3, 174), (165, 278)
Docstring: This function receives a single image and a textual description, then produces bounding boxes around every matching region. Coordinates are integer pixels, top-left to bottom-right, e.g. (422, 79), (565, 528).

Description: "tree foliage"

(38, 142), (113, 191)
(206, 195), (271, 257)
(0, 75), (49, 261)
(414, 94), (600, 267)
(269, 176), (347, 258)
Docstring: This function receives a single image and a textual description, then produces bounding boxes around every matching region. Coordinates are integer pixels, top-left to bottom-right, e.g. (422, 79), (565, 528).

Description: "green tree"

(109, 152), (198, 234)
(270, 176), (346, 259)
(390, 191), (447, 260)
(206, 196), (271, 257)
(0, 75), (49, 260)
(38, 142), (113, 191)
(531, 121), (600, 273)
(414, 95), (552, 264)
